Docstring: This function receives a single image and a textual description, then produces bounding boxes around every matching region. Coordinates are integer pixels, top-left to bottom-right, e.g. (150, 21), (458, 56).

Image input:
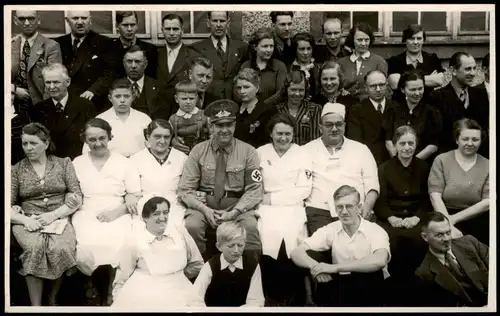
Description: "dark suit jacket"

(111, 37), (158, 79)
(347, 98), (396, 165)
(429, 83), (489, 157)
(30, 93), (96, 160)
(11, 34), (62, 105)
(198, 91), (218, 110)
(234, 101), (278, 149)
(415, 235), (489, 307)
(156, 44), (198, 115)
(56, 31), (118, 111)
(191, 36), (249, 100)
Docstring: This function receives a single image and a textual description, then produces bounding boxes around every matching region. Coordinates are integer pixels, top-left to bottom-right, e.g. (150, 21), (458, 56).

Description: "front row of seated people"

(11, 99), (489, 307)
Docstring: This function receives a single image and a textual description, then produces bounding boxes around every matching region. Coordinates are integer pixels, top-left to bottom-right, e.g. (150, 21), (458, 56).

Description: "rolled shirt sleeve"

(303, 223), (335, 252)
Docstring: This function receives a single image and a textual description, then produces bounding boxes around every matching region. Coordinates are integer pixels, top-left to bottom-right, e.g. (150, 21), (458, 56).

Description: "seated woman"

(383, 70), (443, 163)
(275, 70), (322, 146)
(310, 61), (357, 118)
(428, 118), (489, 245)
(256, 113), (312, 306)
(387, 24), (445, 104)
(233, 68), (278, 148)
(10, 123), (82, 306)
(130, 119), (188, 227)
(112, 195), (204, 310)
(337, 22), (388, 101)
(374, 125), (431, 306)
(72, 118), (142, 306)
(240, 27), (288, 107)
(289, 32), (320, 100)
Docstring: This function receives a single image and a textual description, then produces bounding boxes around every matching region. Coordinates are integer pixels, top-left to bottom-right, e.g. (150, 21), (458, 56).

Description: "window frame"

(457, 11), (490, 35)
(388, 11), (452, 36)
(156, 11), (210, 39)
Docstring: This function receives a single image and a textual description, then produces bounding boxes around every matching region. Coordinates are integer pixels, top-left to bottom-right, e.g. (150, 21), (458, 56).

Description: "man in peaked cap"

(178, 99), (263, 262)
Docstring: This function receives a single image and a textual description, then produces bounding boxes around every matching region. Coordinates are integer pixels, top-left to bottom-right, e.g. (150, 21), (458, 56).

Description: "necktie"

(167, 49), (174, 73)
(377, 103), (383, 114)
(459, 89), (467, 107)
(17, 40), (30, 89)
(445, 252), (465, 280)
(216, 39), (225, 61)
(132, 82), (140, 99)
(213, 149), (227, 204)
(72, 38), (80, 54)
(55, 102), (64, 114)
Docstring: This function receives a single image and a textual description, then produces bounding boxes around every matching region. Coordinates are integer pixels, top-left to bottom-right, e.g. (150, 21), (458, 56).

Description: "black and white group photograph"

(5, 4), (495, 312)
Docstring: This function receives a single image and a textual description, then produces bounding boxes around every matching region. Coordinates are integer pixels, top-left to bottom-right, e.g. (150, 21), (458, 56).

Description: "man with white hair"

(30, 63), (96, 160)
(56, 11), (117, 113)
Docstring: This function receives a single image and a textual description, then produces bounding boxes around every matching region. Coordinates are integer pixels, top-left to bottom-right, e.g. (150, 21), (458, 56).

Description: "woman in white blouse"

(72, 118), (142, 306)
(256, 112), (313, 306)
(111, 195), (204, 310)
(130, 119), (188, 227)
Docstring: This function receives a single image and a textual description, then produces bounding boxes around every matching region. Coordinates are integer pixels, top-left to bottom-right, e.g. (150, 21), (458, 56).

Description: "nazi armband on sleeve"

(244, 167), (263, 185)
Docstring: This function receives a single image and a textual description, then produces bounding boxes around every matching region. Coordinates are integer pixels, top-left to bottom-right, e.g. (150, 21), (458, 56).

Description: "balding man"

(191, 11), (249, 100)
(313, 18), (351, 64)
(30, 63), (96, 160)
(347, 70), (396, 165)
(56, 11), (117, 113)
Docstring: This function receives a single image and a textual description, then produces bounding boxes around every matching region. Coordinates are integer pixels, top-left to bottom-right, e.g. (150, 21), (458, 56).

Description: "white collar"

(369, 98), (386, 111)
(166, 42), (183, 53)
(71, 34), (86, 46)
(21, 32), (39, 47)
(52, 93), (69, 108)
(128, 76), (145, 91)
(240, 100), (258, 114)
(335, 215), (365, 236)
(220, 254), (244, 271)
(211, 35), (227, 51)
(144, 225), (172, 244)
(176, 106), (199, 119)
(429, 248), (457, 266)
(350, 51), (371, 63)
(406, 52), (423, 65)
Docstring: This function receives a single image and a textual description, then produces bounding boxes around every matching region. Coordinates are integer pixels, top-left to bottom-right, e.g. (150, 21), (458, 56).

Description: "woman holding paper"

(10, 123), (83, 306)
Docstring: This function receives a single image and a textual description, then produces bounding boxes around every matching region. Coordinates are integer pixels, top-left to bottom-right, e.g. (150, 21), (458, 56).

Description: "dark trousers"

(305, 206), (338, 264)
(315, 270), (386, 307)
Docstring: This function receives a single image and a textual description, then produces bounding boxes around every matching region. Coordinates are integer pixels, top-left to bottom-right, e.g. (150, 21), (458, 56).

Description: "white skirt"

(256, 204), (307, 260)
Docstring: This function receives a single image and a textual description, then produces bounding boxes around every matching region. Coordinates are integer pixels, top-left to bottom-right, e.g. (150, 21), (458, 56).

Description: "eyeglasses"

(335, 204), (356, 212)
(367, 83), (387, 90)
(16, 17), (37, 23)
(322, 122), (344, 129)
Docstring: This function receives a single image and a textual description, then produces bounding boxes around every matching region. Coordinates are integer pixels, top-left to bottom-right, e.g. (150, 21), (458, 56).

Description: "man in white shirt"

(83, 78), (151, 158)
(291, 185), (390, 307)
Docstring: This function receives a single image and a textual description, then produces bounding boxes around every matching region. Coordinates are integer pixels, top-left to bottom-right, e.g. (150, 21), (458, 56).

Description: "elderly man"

(270, 11), (295, 67)
(30, 63), (96, 160)
(191, 11), (249, 100)
(291, 185), (390, 307)
(178, 99), (263, 262)
(416, 212), (488, 307)
(112, 11), (158, 79)
(429, 52), (489, 158)
(313, 18), (351, 64)
(56, 11), (117, 113)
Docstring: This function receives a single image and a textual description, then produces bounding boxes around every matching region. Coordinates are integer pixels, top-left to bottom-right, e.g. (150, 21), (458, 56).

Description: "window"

(11, 11), (66, 35)
(323, 11), (381, 32)
(460, 11), (489, 33)
(391, 11), (450, 34)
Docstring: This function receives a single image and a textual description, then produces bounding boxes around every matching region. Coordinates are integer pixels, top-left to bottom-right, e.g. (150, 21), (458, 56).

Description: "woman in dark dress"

(387, 24), (445, 104)
(289, 32), (321, 100)
(383, 70), (443, 164)
(311, 61), (357, 110)
(233, 68), (278, 148)
(374, 125), (431, 306)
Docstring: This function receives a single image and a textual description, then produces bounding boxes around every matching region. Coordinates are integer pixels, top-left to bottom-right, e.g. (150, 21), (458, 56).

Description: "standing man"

(347, 70), (395, 165)
(56, 11), (117, 113)
(30, 63), (96, 160)
(190, 57), (217, 110)
(314, 18), (351, 64)
(157, 14), (198, 113)
(178, 99), (263, 262)
(112, 11), (158, 79)
(270, 11), (295, 67)
(191, 11), (249, 100)
(416, 212), (488, 307)
(429, 52), (489, 158)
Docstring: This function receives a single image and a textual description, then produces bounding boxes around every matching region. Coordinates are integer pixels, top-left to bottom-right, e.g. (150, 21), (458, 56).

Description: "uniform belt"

(198, 188), (243, 198)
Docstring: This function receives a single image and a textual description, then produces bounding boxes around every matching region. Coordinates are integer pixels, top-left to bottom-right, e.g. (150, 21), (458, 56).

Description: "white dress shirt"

(128, 76), (145, 95)
(19, 32), (38, 58)
(192, 254), (265, 307)
(304, 216), (391, 276)
(70, 34), (87, 49)
(211, 35), (227, 53)
(52, 93), (69, 111)
(167, 43), (183, 73)
(82, 107), (152, 158)
(350, 51), (371, 75)
(303, 137), (379, 217)
(369, 97), (386, 113)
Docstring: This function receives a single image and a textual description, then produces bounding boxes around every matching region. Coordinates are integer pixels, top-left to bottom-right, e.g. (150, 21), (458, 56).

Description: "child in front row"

(192, 221), (265, 307)
(169, 80), (209, 153)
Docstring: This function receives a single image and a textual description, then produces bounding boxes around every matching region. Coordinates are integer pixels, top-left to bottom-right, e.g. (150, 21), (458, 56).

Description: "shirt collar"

(220, 254), (244, 271)
(292, 58), (316, 70)
(450, 80), (468, 98)
(128, 76), (145, 91)
(211, 35), (228, 51)
(350, 51), (370, 63)
(321, 136), (349, 153)
(211, 138), (235, 154)
(166, 42), (183, 54)
(21, 32), (39, 47)
(429, 248), (456, 266)
(335, 215), (366, 235)
(120, 36), (137, 49)
(176, 106), (199, 118)
(52, 93), (69, 109)
(406, 52), (423, 65)
(71, 34), (86, 46)
(144, 225), (172, 244)
(369, 98), (386, 111)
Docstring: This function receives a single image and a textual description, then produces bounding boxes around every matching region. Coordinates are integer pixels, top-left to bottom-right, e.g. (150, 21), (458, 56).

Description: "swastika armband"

(245, 168), (263, 184)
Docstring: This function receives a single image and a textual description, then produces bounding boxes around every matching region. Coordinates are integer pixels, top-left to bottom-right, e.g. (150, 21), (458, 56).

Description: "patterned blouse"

(276, 100), (322, 146)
